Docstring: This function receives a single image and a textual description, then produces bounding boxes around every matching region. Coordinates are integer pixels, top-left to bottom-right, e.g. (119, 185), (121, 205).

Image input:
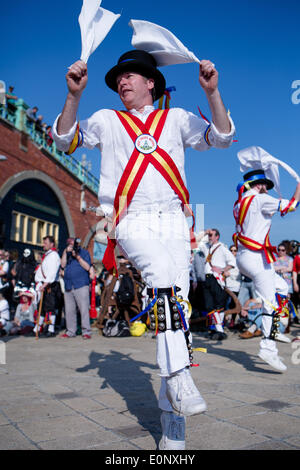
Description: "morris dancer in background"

(233, 155), (300, 372)
(34, 236), (61, 337)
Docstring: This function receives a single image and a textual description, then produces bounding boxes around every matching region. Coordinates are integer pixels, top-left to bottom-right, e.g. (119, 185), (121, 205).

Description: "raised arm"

(57, 60), (88, 135)
(199, 60), (231, 134)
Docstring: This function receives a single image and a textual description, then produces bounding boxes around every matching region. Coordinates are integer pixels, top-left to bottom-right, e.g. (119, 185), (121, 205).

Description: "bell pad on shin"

(147, 287), (182, 332)
(168, 295), (183, 331)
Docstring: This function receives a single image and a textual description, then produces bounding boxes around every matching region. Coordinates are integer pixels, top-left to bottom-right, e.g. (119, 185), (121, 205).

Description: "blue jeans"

(238, 281), (257, 307)
(20, 320), (35, 328)
(247, 308), (263, 329)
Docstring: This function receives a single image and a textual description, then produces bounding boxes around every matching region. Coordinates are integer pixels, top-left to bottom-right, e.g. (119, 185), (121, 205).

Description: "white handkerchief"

(237, 146), (300, 197)
(129, 19), (200, 66)
(79, 0), (120, 63)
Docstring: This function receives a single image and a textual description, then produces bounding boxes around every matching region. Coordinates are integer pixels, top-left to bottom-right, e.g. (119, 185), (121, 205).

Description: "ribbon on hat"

(79, 0), (120, 63)
(129, 19), (200, 66)
(237, 146), (300, 198)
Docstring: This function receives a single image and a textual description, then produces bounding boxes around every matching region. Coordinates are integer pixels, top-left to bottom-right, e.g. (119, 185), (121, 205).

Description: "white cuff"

(51, 114), (78, 152)
(209, 115), (236, 148)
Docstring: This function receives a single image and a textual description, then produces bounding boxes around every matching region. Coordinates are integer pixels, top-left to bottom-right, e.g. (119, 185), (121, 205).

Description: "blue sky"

(1, 0), (300, 247)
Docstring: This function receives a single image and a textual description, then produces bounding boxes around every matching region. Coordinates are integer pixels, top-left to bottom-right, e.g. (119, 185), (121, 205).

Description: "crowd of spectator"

(0, 233), (299, 342)
(25, 105), (53, 146)
(0, 238), (146, 340)
(2, 85), (54, 147)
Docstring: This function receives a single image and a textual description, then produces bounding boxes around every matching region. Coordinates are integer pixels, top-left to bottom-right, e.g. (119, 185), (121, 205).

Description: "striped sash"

(102, 109), (195, 272)
(233, 195), (277, 264)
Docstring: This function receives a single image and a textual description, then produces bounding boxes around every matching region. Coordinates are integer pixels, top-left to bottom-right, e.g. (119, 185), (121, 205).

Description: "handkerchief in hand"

(79, 0), (120, 63)
(129, 19), (200, 66)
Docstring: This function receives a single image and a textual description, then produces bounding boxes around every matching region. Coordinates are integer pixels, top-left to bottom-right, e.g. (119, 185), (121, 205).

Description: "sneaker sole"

(275, 336), (291, 344)
(258, 352), (287, 372)
(168, 399), (207, 417)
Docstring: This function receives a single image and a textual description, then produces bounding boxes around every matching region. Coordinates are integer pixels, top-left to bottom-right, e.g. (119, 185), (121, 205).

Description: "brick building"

(0, 91), (105, 260)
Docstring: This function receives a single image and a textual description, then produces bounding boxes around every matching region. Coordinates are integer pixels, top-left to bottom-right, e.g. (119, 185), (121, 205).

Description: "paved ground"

(1, 324), (300, 451)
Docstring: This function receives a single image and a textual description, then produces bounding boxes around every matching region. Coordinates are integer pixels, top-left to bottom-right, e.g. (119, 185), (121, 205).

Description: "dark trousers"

(41, 282), (61, 315)
(202, 275), (228, 312)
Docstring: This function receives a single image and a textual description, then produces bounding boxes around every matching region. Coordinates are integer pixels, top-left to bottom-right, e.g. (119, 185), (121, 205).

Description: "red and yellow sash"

(233, 195), (277, 264)
(102, 109), (195, 272)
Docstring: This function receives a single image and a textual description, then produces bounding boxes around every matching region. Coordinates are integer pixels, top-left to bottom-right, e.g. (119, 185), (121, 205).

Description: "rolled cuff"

(209, 115), (236, 148)
(52, 114), (78, 152)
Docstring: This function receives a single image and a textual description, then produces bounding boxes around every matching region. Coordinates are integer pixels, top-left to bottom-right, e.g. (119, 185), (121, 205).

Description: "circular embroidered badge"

(135, 134), (157, 154)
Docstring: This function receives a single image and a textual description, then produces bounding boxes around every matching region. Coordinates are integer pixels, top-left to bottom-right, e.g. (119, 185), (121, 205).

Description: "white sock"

(48, 315), (56, 333)
(34, 316), (44, 333)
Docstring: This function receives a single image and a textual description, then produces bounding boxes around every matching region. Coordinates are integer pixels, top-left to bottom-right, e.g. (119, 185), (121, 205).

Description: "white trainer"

(158, 411), (185, 450)
(275, 332), (291, 343)
(258, 349), (287, 372)
(166, 368), (207, 416)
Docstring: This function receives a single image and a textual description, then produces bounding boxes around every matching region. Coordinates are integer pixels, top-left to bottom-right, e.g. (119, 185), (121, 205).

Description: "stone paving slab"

(0, 325), (300, 451)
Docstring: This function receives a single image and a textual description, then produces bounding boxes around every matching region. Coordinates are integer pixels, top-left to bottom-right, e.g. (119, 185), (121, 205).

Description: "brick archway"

(0, 170), (75, 237)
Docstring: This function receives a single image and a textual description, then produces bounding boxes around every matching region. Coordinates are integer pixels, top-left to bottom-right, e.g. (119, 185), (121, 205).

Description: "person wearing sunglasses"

(274, 244), (293, 295)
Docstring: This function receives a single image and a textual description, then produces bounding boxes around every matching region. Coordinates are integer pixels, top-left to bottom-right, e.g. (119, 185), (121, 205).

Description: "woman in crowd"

(10, 291), (36, 335)
(274, 242), (293, 297)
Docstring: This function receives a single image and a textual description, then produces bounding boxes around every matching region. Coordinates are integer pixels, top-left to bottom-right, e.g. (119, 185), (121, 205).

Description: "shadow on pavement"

(76, 349), (161, 445)
(193, 336), (283, 375)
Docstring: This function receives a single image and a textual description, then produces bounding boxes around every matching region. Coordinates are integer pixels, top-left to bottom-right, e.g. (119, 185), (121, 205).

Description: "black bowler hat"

(243, 169), (274, 190)
(105, 50), (166, 101)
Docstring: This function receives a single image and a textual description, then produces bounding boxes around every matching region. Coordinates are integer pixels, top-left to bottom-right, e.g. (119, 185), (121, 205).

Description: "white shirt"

(225, 264), (241, 292)
(0, 298), (10, 326)
(0, 260), (9, 288)
(52, 106), (235, 217)
(235, 189), (290, 247)
(34, 250), (61, 284)
(203, 242), (236, 275)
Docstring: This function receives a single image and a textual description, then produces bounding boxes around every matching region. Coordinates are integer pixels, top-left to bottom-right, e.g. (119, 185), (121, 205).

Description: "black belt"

(147, 286), (180, 297)
(205, 274), (214, 278)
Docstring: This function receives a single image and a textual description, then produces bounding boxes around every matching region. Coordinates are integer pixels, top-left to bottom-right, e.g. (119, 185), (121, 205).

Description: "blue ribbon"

(130, 288), (158, 323)
(236, 173), (268, 192)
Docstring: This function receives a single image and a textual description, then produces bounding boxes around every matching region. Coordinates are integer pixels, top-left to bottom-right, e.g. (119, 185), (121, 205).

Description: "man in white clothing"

(52, 49), (235, 449)
(34, 236), (61, 337)
(201, 229), (235, 339)
(234, 169), (300, 372)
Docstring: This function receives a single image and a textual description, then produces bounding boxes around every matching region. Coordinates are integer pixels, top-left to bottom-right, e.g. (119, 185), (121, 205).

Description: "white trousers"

(116, 208), (191, 410)
(237, 248), (288, 353)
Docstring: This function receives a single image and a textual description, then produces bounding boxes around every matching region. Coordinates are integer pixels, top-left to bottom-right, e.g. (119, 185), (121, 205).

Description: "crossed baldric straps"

(232, 194), (297, 338)
(102, 108), (195, 273)
(99, 109), (199, 362)
(233, 194), (277, 264)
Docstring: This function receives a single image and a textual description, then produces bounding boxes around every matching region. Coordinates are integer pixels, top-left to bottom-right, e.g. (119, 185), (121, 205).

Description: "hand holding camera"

(66, 238), (81, 260)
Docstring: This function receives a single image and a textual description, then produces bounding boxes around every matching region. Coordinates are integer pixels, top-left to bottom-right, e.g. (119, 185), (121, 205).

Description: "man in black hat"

(52, 49), (235, 450)
(233, 169), (300, 372)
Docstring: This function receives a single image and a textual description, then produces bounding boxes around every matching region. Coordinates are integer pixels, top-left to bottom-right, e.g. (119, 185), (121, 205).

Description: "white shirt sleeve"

(209, 115), (236, 149)
(259, 194), (290, 216)
(52, 110), (105, 153)
(178, 109), (235, 151)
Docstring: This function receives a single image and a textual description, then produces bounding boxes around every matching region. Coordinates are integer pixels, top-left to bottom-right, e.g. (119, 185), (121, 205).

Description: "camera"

(73, 238), (81, 255)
